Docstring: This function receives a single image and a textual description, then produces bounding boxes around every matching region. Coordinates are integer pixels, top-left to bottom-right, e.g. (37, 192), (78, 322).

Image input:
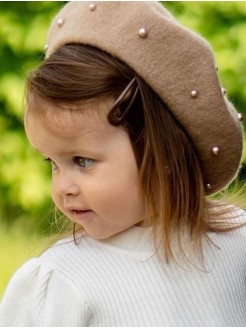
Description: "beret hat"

(45, 1), (243, 195)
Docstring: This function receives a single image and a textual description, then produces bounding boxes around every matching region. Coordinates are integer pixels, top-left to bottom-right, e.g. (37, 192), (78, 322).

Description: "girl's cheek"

(51, 183), (60, 207)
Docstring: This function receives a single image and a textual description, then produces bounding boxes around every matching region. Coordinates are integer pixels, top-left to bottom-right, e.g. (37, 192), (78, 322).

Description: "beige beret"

(45, 1), (243, 194)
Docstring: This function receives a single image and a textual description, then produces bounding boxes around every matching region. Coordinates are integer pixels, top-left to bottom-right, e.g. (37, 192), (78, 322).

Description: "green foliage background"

(0, 1), (246, 235)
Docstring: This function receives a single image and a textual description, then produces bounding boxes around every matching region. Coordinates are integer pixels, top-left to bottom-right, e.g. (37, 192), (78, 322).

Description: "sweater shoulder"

(0, 255), (92, 326)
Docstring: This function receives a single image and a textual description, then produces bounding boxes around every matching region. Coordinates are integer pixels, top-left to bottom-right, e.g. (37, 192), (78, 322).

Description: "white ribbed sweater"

(0, 222), (246, 327)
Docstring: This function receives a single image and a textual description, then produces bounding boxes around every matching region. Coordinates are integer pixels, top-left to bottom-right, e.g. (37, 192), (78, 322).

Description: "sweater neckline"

(85, 225), (158, 261)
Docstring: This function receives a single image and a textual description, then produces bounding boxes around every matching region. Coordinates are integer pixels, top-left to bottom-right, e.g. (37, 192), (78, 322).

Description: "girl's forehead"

(25, 97), (115, 138)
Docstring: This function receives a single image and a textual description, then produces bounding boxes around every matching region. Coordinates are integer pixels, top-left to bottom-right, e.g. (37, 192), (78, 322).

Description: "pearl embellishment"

(138, 27), (148, 38)
(191, 90), (198, 98)
(212, 146), (220, 155)
(221, 88), (227, 96)
(89, 3), (96, 11)
(237, 112), (244, 122)
(57, 18), (65, 27)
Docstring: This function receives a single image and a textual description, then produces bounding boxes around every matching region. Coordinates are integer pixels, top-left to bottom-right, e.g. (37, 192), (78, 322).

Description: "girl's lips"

(70, 209), (94, 222)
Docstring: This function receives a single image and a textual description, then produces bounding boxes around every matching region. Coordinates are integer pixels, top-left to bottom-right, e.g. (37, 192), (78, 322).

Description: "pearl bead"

(44, 44), (48, 51)
(191, 90), (198, 98)
(206, 183), (212, 190)
(237, 112), (244, 122)
(212, 146), (220, 155)
(138, 27), (148, 38)
(57, 18), (65, 27)
(221, 88), (227, 96)
(89, 3), (96, 11)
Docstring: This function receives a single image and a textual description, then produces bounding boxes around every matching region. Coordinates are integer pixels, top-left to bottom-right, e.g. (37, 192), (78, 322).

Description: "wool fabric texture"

(1, 221), (246, 326)
(45, 1), (243, 194)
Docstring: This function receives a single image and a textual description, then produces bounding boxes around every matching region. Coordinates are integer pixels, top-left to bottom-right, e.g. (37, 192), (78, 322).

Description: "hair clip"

(107, 77), (139, 125)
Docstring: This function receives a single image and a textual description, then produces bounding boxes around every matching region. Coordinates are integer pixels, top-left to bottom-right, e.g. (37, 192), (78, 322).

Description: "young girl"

(0, 2), (245, 326)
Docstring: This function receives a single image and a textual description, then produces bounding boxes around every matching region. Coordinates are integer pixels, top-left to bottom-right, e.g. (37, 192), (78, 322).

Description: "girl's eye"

(75, 157), (94, 169)
(44, 158), (58, 171)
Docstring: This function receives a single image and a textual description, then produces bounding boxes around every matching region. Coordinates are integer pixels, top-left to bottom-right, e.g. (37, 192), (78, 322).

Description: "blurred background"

(0, 1), (245, 297)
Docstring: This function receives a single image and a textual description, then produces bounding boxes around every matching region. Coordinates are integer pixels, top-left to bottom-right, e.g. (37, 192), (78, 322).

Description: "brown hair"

(26, 44), (245, 264)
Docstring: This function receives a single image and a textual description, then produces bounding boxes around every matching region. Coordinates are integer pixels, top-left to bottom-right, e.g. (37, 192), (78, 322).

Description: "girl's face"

(25, 100), (145, 240)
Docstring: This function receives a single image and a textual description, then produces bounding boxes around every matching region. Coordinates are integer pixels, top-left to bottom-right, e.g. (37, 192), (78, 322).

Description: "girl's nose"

(53, 173), (80, 197)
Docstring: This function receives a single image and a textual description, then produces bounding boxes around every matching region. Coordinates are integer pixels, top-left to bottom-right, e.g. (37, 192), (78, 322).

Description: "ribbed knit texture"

(0, 219), (246, 326)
